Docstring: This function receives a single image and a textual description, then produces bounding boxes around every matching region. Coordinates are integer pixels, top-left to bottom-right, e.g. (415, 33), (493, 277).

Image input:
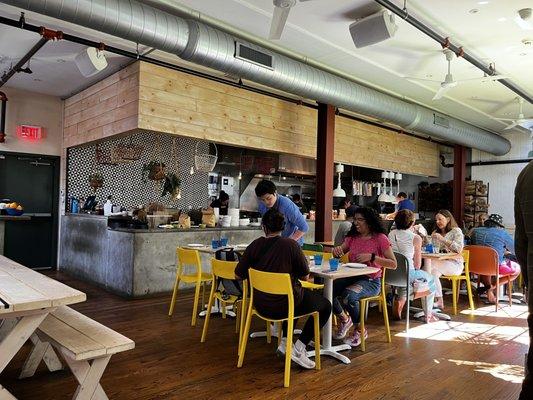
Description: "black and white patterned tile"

(66, 131), (210, 210)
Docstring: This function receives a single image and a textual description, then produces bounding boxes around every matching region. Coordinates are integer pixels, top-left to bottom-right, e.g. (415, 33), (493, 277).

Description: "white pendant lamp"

(333, 163), (346, 197)
(395, 172), (402, 195)
(378, 171), (389, 202)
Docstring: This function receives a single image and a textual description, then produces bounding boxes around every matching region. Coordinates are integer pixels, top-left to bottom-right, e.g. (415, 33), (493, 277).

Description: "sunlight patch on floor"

(396, 320), (528, 345)
(460, 304), (528, 319)
(443, 359), (524, 384)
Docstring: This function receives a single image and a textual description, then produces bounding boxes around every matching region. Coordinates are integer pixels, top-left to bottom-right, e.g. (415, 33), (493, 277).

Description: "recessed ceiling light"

(469, 8), (479, 14)
(498, 17), (507, 22)
(477, 1), (489, 5)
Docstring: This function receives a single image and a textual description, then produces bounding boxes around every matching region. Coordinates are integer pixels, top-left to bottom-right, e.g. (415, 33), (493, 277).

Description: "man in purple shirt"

(255, 180), (309, 246)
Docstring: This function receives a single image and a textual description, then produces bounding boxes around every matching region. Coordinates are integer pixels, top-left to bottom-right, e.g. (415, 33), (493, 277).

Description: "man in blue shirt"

(255, 180), (309, 246)
(386, 192), (415, 220)
(470, 213), (521, 303)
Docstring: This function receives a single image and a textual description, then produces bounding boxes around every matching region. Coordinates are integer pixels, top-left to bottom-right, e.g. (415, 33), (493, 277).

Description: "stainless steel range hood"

(278, 155), (316, 176)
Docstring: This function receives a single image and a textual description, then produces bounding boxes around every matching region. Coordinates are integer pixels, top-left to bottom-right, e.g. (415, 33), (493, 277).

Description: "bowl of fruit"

(4, 202), (24, 216)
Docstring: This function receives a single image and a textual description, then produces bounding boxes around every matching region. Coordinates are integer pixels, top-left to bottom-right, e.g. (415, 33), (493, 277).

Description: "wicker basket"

(194, 141), (218, 172)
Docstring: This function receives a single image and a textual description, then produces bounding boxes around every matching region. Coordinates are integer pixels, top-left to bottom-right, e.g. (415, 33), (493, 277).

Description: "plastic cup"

(313, 254), (323, 266)
(220, 237), (228, 247)
(211, 239), (220, 249)
(329, 258), (339, 272)
(425, 243), (434, 253)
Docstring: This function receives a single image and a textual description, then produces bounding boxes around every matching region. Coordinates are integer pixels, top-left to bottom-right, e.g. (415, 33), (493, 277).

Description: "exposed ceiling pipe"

(0, 15), (63, 87)
(374, 0), (533, 105)
(1, 0), (511, 155)
(0, 91), (7, 143)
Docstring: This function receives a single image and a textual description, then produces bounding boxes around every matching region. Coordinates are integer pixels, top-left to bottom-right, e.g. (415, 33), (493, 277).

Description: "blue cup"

(425, 243), (433, 253)
(220, 237), (228, 247)
(313, 254), (323, 266)
(211, 239), (220, 249)
(329, 258), (339, 272)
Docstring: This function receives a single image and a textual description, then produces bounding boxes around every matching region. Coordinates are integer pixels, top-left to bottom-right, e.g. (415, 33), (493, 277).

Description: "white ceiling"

(0, 0), (532, 138)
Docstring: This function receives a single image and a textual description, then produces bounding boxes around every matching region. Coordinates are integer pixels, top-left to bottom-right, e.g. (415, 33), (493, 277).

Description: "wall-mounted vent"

(235, 42), (273, 70)
(434, 114), (450, 129)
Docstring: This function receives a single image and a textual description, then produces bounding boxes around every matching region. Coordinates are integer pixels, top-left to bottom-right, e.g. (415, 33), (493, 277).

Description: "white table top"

(183, 244), (248, 254)
(421, 252), (460, 260)
(0, 255), (86, 314)
(310, 260), (379, 280)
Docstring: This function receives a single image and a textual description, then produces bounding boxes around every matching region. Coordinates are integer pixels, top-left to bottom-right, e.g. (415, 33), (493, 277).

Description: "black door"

(0, 152), (60, 269)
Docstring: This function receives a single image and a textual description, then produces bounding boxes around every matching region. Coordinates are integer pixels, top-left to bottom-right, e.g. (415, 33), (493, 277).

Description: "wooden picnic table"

(0, 255), (86, 399)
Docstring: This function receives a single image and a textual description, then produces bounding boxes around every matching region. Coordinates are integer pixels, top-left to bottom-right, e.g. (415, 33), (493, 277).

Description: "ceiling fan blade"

(504, 121), (519, 130)
(404, 76), (441, 83)
(269, 5), (292, 40)
(432, 85), (451, 101)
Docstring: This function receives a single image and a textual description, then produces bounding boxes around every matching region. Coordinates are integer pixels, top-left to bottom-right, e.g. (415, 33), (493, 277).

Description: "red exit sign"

(16, 125), (45, 140)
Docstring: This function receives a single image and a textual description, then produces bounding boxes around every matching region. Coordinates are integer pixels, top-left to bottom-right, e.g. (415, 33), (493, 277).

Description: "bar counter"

(59, 214), (346, 297)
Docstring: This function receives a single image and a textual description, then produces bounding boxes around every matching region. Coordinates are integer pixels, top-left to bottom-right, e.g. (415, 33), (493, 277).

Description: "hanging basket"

(194, 141), (218, 172)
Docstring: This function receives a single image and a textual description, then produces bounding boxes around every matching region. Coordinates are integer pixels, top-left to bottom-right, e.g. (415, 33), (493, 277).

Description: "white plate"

(343, 262), (368, 269)
(187, 243), (205, 248)
(233, 244), (248, 249)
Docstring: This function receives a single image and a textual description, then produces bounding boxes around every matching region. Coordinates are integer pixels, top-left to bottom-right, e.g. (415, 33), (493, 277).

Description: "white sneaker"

(291, 340), (315, 369)
(270, 322), (278, 337)
(276, 337), (287, 357)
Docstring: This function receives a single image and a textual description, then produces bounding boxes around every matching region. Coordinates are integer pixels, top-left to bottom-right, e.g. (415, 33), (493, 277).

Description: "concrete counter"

(59, 215), (347, 297)
(59, 214), (264, 297)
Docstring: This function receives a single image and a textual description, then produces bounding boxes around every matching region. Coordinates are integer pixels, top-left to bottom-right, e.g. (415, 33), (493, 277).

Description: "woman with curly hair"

(331, 207), (397, 347)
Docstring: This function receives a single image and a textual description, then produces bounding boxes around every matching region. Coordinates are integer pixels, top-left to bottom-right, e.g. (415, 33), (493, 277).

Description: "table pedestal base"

(306, 343), (352, 364)
(199, 302), (236, 318)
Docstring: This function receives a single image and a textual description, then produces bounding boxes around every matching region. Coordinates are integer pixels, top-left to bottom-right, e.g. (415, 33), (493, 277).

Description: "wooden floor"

(1, 271), (528, 400)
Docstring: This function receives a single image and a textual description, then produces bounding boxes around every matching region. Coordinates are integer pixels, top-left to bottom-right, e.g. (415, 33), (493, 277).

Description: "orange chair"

(464, 245), (513, 311)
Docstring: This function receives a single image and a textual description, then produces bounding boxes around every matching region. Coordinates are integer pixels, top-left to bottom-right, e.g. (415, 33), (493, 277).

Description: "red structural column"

(315, 103), (335, 242)
(453, 145), (466, 226)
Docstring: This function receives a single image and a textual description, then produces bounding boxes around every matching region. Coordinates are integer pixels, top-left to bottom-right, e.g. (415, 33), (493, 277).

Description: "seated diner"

(234, 209), (331, 369)
(331, 207), (397, 346)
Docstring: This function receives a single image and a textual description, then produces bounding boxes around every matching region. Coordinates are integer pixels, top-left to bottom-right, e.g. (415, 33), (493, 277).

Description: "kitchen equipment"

(219, 215), (232, 227)
(228, 208), (240, 227)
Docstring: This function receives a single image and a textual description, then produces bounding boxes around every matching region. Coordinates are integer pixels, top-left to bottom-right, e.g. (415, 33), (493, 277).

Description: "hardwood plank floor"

(0, 272), (528, 399)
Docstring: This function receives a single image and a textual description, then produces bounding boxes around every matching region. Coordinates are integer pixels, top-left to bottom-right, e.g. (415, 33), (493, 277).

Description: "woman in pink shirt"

(332, 207), (397, 347)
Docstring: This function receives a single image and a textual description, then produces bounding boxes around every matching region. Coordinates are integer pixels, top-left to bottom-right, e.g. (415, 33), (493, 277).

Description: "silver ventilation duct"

(4, 0), (511, 155)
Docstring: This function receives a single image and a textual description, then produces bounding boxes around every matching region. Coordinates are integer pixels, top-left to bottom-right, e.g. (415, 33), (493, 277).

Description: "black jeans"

(261, 289), (331, 345)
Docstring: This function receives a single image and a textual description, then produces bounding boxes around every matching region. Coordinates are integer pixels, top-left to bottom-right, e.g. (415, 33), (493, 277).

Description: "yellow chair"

(237, 269), (321, 388)
(442, 250), (474, 315)
(302, 249), (333, 261)
(168, 248), (212, 326)
(201, 259), (247, 349)
(359, 269), (391, 352)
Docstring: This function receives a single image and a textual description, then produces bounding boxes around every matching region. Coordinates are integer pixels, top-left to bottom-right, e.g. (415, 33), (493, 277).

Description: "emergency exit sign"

(16, 125), (44, 140)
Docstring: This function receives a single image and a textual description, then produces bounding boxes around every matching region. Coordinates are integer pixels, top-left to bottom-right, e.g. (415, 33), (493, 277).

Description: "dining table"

(182, 244), (248, 318)
(307, 259), (379, 364)
(0, 255), (86, 399)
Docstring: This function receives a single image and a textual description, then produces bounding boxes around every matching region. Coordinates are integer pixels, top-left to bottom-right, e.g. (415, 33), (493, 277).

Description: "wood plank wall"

(63, 61), (439, 177)
(63, 63), (140, 148)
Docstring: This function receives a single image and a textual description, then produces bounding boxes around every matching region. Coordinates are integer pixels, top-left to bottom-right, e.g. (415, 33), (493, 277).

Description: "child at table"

(331, 207), (397, 347)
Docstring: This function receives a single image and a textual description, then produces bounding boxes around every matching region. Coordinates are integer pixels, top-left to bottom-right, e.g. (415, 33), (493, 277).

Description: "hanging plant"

(88, 172), (104, 192)
(142, 161), (166, 182)
(161, 172), (181, 199)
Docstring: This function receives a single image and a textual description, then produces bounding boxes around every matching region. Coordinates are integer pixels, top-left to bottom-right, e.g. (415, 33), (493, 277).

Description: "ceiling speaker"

(349, 10), (398, 48)
(75, 47), (108, 77)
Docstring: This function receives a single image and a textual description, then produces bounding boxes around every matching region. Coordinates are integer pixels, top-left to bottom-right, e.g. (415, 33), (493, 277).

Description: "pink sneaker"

(343, 329), (368, 347)
(333, 315), (353, 340)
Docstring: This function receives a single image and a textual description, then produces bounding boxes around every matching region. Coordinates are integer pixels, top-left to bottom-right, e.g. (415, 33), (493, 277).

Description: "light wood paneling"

(63, 63), (140, 148)
(65, 61), (439, 176)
